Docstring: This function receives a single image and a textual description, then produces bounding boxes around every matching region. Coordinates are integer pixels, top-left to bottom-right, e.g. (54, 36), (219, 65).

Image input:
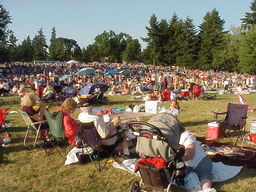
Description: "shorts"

(188, 155), (213, 181)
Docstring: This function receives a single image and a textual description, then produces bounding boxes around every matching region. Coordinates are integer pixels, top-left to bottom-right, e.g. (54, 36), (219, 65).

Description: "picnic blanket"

(112, 158), (243, 191)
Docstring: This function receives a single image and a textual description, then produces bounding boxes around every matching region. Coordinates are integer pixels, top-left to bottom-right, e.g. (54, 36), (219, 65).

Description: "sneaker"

(208, 188), (217, 192)
(202, 188), (217, 192)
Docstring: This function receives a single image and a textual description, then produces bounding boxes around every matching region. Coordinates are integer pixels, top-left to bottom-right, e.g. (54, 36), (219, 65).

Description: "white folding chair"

(19, 110), (46, 148)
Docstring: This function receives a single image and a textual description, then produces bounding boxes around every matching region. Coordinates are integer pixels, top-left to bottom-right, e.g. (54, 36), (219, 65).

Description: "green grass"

(1, 94), (256, 192)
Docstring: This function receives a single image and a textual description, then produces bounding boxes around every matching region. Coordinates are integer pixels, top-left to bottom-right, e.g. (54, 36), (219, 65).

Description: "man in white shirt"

(78, 103), (118, 146)
(78, 102), (130, 156)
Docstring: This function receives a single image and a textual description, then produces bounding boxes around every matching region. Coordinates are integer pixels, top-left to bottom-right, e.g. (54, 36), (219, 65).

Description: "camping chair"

(19, 110), (46, 149)
(0, 108), (10, 132)
(193, 85), (202, 98)
(44, 110), (67, 158)
(79, 121), (122, 172)
(241, 119), (256, 152)
(213, 103), (248, 144)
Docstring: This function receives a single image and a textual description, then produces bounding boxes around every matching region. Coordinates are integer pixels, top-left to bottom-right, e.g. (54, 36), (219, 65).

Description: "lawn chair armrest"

(32, 120), (47, 125)
(212, 111), (227, 119)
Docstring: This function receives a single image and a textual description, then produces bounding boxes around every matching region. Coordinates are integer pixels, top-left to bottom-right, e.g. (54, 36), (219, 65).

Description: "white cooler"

(145, 101), (162, 114)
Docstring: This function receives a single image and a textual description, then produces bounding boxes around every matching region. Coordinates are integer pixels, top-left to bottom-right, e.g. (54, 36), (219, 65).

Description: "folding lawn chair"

(79, 121), (103, 171)
(79, 121), (122, 172)
(44, 110), (68, 158)
(193, 85), (202, 99)
(19, 110), (47, 149)
(0, 108), (10, 132)
(213, 103), (248, 144)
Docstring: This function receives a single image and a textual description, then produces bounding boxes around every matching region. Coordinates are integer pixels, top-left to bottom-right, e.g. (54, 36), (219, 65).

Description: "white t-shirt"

(78, 112), (117, 146)
(179, 131), (206, 168)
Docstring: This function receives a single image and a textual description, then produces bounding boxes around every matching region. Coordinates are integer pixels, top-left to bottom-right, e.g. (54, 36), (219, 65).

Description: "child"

(166, 100), (180, 118)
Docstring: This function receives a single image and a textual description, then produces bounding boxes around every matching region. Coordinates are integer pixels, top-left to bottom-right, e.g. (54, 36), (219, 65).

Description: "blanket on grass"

(112, 158), (243, 191)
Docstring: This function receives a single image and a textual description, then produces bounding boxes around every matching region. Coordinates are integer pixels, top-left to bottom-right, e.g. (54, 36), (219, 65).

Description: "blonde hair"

(61, 98), (78, 113)
(170, 100), (180, 110)
(21, 92), (38, 107)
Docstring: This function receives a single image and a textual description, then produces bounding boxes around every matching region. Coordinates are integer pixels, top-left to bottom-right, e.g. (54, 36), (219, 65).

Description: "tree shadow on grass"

(107, 100), (144, 106)
(181, 120), (209, 127)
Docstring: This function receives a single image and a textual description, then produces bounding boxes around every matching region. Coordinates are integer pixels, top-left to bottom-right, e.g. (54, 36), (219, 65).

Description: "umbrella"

(75, 67), (95, 76)
(120, 70), (133, 75)
(104, 70), (120, 76)
(60, 74), (73, 81)
(66, 60), (79, 64)
(78, 83), (109, 95)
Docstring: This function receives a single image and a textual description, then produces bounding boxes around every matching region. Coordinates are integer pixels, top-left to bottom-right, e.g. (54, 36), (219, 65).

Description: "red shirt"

(162, 89), (171, 101)
(61, 110), (80, 146)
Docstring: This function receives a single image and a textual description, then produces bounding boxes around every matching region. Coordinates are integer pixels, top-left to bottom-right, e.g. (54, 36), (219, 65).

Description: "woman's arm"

(183, 143), (196, 161)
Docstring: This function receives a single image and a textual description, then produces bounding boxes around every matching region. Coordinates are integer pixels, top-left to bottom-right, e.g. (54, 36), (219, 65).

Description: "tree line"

(1, 1), (256, 73)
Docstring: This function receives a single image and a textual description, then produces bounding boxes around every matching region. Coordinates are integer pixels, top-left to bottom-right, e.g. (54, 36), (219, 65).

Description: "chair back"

(80, 121), (102, 149)
(44, 110), (65, 139)
(0, 108), (9, 125)
(19, 110), (35, 129)
(224, 103), (248, 128)
(193, 85), (202, 97)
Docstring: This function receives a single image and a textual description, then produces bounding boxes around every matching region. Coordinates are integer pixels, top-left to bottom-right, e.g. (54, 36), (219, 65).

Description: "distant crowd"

(0, 61), (255, 100)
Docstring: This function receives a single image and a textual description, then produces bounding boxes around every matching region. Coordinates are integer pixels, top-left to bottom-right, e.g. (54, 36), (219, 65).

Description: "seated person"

(18, 84), (27, 97)
(21, 92), (48, 128)
(78, 102), (130, 156)
(42, 84), (55, 100)
(162, 86), (171, 101)
(121, 84), (131, 95)
(60, 98), (80, 146)
(144, 91), (158, 101)
(179, 130), (216, 192)
(10, 84), (19, 95)
(155, 90), (164, 101)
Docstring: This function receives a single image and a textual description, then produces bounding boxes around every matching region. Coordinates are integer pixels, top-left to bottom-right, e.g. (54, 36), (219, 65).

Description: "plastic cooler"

(145, 101), (162, 114)
(206, 121), (223, 139)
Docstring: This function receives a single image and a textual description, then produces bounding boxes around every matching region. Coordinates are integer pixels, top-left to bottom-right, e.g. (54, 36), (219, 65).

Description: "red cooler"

(206, 122), (223, 139)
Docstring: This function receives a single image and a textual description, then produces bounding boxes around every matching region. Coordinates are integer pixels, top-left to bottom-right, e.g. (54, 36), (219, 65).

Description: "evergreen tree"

(212, 26), (242, 71)
(143, 14), (160, 65)
(8, 30), (18, 61)
(51, 27), (56, 41)
(49, 27), (57, 60)
(198, 9), (226, 69)
(16, 36), (34, 61)
(241, 0), (256, 30)
(175, 17), (198, 68)
(238, 26), (256, 74)
(32, 28), (48, 60)
(155, 19), (169, 65)
(165, 14), (182, 66)
(0, 4), (11, 62)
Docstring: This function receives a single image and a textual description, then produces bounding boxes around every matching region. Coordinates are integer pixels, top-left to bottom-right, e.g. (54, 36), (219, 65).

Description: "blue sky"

(1, 0), (253, 48)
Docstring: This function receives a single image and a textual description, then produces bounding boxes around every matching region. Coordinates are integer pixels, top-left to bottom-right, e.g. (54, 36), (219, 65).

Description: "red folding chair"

(0, 108), (9, 131)
(193, 85), (202, 98)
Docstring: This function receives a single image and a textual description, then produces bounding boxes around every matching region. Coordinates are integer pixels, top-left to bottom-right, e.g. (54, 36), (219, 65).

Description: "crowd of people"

(0, 61), (255, 101)
(2, 61), (252, 192)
